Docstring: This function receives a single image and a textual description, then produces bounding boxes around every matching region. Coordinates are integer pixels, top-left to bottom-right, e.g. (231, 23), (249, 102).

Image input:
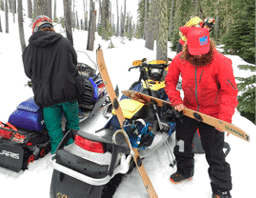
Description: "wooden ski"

(122, 90), (250, 142)
(96, 47), (158, 198)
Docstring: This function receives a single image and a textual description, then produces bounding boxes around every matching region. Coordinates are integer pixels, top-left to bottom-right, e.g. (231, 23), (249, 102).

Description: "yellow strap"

(180, 16), (203, 41)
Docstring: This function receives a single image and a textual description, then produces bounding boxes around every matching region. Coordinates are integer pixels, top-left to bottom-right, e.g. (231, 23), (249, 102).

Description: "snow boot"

(212, 191), (232, 198)
(170, 172), (193, 184)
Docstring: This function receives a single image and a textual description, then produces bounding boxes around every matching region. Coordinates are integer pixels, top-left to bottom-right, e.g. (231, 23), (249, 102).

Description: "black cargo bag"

(0, 122), (50, 172)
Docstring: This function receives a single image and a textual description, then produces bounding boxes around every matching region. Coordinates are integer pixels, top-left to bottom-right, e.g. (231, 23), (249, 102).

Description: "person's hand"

(174, 104), (186, 112)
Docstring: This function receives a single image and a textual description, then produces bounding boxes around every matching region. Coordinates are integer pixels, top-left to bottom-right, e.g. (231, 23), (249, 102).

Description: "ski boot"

(212, 191), (232, 198)
(169, 172), (193, 184)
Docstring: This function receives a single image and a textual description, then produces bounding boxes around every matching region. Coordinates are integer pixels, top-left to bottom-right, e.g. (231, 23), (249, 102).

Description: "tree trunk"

(145, 0), (158, 50)
(0, 14), (2, 32)
(63, 0), (73, 45)
(76, 11), (79, 29)
(83, 0), (86, 30)
(168, 0), (175, 40)
(115, 0), (119, 36)
(194, 0), (199, 16)
(34, 0), (38, 17)
(143, 0), (147, 39)
(18, 0), (26, 52)
(0, 0), (4, 11)
(9, 0), (12, 12)
(120, 6), (123, 36)
(214, 9), (219, 42)
(10, 0), (16, 13)
(109, 1), (112, 24)
(47, 0), (52, 19)
(102, 0), (109, 39)
(121, 0), (126, 37)
(5, 0), (9, 33)
(85, 0), (88, 30)
(54, 0), (57, 21)
(156, 0), (168, 61)
(80, 18), (83, 30)
(98, 0), (101, 24)
(72, 0), (75, 29)
(170, 0), (182, 50)
(87, 0), (96, 51)
(10, 0), (16, 23)
(28, 0), (32, 18)
(214, 0), (220, 43)
(34, 0), (48, 17)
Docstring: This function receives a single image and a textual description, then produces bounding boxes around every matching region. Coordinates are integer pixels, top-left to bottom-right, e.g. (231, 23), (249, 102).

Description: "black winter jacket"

(22, 31), (85, 108)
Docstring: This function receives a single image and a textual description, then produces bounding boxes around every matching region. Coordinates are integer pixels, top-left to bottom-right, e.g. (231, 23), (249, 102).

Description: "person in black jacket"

(22, 15), (85, 154)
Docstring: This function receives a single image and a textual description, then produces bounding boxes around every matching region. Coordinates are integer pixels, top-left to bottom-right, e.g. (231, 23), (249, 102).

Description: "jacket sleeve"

(216, 56), (238, 123)
(64, 40), (85, 97)
(22, 46), (33, 79)
(164, 55), (183, 107)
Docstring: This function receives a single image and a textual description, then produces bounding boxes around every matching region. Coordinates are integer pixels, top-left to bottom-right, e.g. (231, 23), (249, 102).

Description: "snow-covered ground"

(0, 11), (256, 198)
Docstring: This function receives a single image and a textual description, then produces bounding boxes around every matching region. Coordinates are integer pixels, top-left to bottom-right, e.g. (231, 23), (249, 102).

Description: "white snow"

(0, 11), (256, 198)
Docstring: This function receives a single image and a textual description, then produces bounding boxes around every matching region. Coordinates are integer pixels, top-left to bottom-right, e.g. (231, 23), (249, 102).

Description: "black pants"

(174, 116), (232, 192)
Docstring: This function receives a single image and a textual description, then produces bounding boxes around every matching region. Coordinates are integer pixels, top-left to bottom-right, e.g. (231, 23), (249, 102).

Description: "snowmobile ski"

(96, 47), (158, 198)
(122, 90), (250, 142)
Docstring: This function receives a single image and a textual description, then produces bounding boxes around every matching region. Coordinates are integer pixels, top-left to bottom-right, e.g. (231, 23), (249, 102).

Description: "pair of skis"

(121, 90), (250, 142)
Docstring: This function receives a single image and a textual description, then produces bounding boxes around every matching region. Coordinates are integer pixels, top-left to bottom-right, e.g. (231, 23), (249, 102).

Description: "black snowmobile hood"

(29, 31), (63, 47)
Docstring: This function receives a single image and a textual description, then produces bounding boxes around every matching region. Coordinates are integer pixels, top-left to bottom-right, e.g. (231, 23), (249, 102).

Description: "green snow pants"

(43, 101), (79, 154)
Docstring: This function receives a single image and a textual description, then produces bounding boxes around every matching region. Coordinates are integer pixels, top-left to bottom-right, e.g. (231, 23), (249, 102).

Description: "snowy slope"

(0, 11), (256, 198)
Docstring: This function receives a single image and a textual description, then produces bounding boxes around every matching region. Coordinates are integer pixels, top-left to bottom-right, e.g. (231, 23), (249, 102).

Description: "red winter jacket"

(165, 50), (238, 123)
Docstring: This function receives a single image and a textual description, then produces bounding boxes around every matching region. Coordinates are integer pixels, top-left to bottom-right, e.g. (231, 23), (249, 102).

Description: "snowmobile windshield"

(76, 50), (97, 77)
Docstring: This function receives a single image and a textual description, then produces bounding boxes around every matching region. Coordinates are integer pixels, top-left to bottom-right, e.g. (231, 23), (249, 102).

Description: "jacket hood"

(29, 31), (63, 47)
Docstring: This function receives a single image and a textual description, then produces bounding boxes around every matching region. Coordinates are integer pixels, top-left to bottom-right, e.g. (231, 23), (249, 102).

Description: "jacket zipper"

(195, 67), (200, 111)
(199, 70), (203, 84)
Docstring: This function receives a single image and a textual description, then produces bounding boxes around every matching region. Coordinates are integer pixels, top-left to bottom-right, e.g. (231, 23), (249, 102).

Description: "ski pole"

(164, 140), (176, 167)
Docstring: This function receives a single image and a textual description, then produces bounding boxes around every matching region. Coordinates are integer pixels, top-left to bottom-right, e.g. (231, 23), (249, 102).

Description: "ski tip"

(97, 44), (101, 51)
(246, 135), (250, 142)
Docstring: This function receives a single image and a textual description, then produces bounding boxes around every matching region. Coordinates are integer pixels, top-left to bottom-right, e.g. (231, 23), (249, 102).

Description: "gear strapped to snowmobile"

(0, 100), (51, 172)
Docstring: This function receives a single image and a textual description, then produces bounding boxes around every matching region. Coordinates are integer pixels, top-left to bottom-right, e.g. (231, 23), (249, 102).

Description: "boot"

(170, 172), (192, 184)
(212, 190), (232, 198)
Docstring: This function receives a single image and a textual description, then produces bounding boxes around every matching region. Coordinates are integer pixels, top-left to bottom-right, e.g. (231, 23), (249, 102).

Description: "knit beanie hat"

(32, 15), (53, 34)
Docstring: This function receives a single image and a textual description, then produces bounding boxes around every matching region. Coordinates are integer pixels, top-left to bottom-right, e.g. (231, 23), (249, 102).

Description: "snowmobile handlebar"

(128, 63), (168, 72)
(129, 57), (172, 72)
(128, 65), (141, 71)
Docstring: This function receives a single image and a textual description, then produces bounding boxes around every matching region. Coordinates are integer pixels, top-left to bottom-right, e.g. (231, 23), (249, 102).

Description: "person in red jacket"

(165, 27), (238, 198)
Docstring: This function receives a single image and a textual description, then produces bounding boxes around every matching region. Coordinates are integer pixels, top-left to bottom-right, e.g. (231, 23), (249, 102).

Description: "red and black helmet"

(32, 15), (53, 34)
(203, 17), (215, 29)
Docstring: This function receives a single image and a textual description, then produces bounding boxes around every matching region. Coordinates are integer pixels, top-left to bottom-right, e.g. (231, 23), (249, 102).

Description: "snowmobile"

(0, 50), (109, 173)
(49, 58), (180, 198)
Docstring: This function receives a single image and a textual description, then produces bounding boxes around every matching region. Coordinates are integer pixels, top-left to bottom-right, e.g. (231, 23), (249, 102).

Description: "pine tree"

(156, 0), (168, 61)
(170, 0), (194, 51)
(137, 0), (148, 39)
(236, 65), (256, 124)
(221, 0), (255, 64)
